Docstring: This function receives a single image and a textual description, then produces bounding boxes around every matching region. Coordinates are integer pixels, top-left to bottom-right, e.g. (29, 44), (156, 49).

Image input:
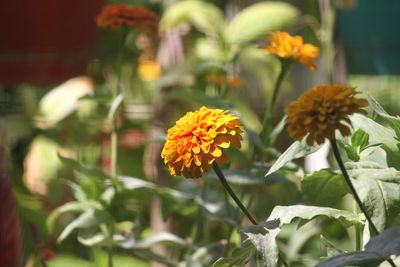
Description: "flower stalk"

(260, 60), (291, 148)
(330, 139), (378, 235)
(212, 162), (289, 267)
(212, 162), (257, 225)
(330, 139), (396, 267)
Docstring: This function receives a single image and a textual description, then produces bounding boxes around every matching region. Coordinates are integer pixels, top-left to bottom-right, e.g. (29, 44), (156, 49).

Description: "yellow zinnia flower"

(161, 106), (243, 178)
(263, 31), (319, 70)
(285, 84), (368, 146)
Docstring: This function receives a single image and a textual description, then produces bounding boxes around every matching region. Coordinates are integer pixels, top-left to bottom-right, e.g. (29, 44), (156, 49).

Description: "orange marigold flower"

(285, 84), (368, 146)
(96, 4), (157, 30)
(205, 74), (245, 88)
(263, 31), (319, 70)
(161, 107), (243, 178)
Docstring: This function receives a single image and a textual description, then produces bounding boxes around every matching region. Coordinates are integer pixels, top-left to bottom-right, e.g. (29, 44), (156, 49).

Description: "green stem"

(269, 60), (290, 116)
(111, 129), (117, 179)
(330, 139), (396, 267)
(260, 60), (291, 148)
(330, 139), (378, 235)
(212, 162), (257, 225)
(108, 244), (113, 267)
(355, 223), (361, 251)
(212, 162), (289, 267)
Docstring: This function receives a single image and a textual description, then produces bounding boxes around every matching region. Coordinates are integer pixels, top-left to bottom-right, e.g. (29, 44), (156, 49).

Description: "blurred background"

(1, 0), (400, 266)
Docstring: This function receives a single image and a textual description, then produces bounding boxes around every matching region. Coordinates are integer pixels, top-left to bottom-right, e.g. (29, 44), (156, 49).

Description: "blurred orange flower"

(285, 84), (368, 146)
(263, 31), (319, 70)
(137, 56), (161, 81)
(96, 4), (157, 30)
(205, 74), (245, 88)
(161, 107), (243, 178)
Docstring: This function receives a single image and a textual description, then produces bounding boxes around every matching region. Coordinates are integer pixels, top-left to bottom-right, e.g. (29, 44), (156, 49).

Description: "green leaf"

(269, 205), (360, 227)
(315, 251), (385, 267)
(212, 240), (256, 267)
(302, 169), (349, 207)
(266, 140), (322, 177)
(337, 140), (360, 161)
(241, 220), (281, 267)
(59, 155), (110, 180)
(224, 2), (299, 45)
(132, 232), (188, 249)
(47, 201), (90, 232)
(160, 0), (226, 35)
(367, 91), (400, 140)
(270, 115), (287, 145)
(347, 162), (400, 231)
(195, 38), (228, 62)
(242, 205), (361, 267)
(58, 209), (112, 242)
(349, 114), (397, 151)
(346, 162), (400, 231)
(351, 129), (369, 150)
(107, 93), (124, 121)
(365, 227), (400, 258)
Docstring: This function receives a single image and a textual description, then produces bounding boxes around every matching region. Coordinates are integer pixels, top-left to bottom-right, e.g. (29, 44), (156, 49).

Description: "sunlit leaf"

(58, 209), (112, 242)
(224, 2), (299, 45)
(160, 0), (226, 35)
(244, 205), (361, 266)
(39, 76), (93, 124)
(349, 114), (397, 151)
(132, 232), (188, 249)
(266, 140), (322, 177)
(47, 201), (91, 232)
(347, 162), (400, 231)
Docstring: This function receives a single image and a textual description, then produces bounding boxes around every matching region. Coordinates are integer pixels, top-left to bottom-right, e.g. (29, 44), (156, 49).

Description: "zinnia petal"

(161, 107), (242, 178)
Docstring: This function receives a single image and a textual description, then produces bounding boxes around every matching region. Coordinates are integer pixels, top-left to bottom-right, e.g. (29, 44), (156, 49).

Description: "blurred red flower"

(96, 3), (157, 30)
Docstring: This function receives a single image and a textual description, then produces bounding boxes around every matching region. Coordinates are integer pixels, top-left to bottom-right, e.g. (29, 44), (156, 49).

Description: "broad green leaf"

(160, 0), (226, 35)
(47, 201), (90, 232)
(365, 227), (400, 258)
(118, 176), (236, 225)
(224, 2), (299, 45)
(302, 169), (349, 207)
(315, 251), (384, 267)
(242, 205), (361, 267)
(39, 77), (93, 124)
(349, 114), (397, 151)
(195, 38), (227, 62)
(204, 169), (289, 185)
(367, 92), (400, 140)
(58, 209), (112, 242)
(266, 140), (322, 176)
(212, 240), (256, 267)
(241, 220), (281, 267)
(268, 205), (360, 228)
(382, 145), (400, 170)
(347, 162), (400, 231)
